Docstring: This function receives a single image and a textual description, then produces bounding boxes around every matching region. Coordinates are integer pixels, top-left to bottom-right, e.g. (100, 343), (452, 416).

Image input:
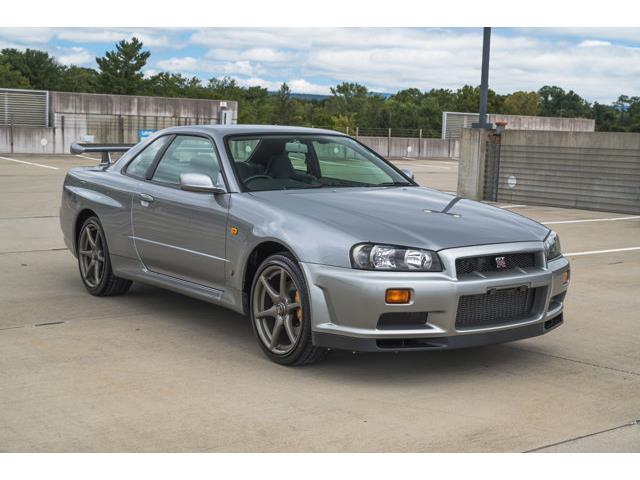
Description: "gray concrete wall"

(457, 128), (492, 200)
(444, 112), (595, 139)
(50, 91), (238, 121)
(495, 130), (640, 214)
(459, 127), (640, 214)
(358, 136), (459, 159)
(0, 92), (238, 154)
(0, 126), (57, 154)
(488, 114), (595, 132)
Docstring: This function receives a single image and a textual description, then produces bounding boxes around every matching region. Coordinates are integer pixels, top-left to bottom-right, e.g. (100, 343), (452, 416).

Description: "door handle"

(139, 193), (154, 207)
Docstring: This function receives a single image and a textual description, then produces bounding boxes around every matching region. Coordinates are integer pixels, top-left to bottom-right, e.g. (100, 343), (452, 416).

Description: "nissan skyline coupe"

(60, 125), (570, 365)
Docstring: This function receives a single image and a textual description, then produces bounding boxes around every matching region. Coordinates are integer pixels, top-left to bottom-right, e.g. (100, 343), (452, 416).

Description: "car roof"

(162, 124), (345, 137)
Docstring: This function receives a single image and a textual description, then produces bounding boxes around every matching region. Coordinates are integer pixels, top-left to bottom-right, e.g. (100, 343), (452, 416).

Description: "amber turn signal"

(385, 288), (411, 304)
(562, 270), (570, 284)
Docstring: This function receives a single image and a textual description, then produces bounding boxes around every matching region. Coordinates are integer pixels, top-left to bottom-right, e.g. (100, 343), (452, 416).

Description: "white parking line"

(543, 216), (640, 225)
(565, 247), (640, 257)
(76, 154), (99, 162)
(0, 155), (59, 170)
(399, 161), (452, 169)
(498, 204), (528, 209)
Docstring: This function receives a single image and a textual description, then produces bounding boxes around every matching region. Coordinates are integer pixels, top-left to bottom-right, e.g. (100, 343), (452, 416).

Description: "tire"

(77, 216), (132, 297)
(250, 253), (328, 366)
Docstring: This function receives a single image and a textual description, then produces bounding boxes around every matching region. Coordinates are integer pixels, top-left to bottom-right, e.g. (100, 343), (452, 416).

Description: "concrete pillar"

(457, 127), (492, 200)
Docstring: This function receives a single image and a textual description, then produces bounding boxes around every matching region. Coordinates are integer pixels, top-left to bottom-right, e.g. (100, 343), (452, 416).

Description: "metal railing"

(311, 126), (441, 138)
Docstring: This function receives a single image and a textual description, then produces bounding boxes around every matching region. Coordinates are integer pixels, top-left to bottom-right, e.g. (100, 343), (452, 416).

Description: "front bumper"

(301, 241), (570, 352)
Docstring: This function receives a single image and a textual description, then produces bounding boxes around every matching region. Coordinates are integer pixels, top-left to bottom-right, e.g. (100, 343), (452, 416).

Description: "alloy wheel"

(78, 222), (105, 288)
(253, 265), (304, 355)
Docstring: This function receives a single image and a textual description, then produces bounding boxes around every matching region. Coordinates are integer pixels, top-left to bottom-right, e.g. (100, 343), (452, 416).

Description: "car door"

(131, 134), (229, 290)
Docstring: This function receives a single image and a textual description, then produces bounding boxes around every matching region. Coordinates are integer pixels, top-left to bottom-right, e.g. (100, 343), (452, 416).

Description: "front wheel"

(77, 216), (132, 296)
(250, 253), (327, 366)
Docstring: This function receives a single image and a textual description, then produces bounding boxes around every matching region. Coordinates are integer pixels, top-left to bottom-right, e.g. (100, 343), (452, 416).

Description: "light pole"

(473, 27), (492, 129)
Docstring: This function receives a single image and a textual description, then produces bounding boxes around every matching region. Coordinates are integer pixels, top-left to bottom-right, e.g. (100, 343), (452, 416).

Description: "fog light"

(562, 270), (570, 284)
(385, 289), (411, 304)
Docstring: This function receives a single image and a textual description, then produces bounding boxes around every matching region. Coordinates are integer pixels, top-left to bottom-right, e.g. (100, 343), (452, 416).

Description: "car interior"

(233, 137), (320, 190)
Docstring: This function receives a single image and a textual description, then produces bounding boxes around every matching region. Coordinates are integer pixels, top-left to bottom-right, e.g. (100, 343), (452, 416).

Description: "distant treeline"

(1, 37), (638, 134)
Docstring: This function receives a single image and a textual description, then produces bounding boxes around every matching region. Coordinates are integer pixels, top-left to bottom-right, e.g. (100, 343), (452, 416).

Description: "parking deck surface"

(1, 154), (638, 452)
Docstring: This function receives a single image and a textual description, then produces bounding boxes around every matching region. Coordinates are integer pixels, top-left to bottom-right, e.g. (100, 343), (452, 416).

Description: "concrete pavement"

(0, 154), (638, 452)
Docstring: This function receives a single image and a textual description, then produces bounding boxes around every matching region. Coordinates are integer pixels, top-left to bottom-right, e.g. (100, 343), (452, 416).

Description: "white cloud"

(156, 56), (199, 71)
(578, 40), (612, 48)
(56, 28), (175, 47)
(56, 47), (93, 66)
(207, 47), (294, 63)
(0, 27), (639, 102)
(221, 60), (262, 76)
(524, 28), (640, 44)
(288, 79), (330, 94)
(233, 77), (328, 94)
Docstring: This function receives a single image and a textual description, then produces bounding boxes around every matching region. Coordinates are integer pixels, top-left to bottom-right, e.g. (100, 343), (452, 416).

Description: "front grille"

(456, 252), (536, 277)
(456, 286), (538, 328)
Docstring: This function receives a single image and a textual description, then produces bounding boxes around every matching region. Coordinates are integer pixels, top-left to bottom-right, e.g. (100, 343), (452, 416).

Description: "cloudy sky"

(0, 27), (639, 103)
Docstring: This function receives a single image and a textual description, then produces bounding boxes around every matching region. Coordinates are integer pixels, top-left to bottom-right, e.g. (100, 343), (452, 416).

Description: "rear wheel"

(77, 216), (132, 296)
(250, 253), (327, 366)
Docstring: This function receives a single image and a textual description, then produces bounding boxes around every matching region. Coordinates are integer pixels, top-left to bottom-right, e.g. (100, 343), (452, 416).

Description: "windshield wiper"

(375, 181), (413, 187)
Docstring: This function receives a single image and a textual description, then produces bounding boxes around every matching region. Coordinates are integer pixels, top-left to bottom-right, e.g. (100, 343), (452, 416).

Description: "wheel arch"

(74, 208), (98, 255)
(242, 240), (299, 313)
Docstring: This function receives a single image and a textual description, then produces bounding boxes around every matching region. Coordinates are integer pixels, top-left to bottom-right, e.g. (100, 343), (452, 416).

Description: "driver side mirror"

(179, 173), (226, 194)
(401, 168), (415, 181)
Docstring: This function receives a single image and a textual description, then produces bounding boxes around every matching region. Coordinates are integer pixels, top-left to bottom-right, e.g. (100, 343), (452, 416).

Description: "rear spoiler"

(70, 143), (135, 165)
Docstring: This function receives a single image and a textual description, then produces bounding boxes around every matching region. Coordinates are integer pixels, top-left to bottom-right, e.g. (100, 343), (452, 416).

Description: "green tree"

(96, 37), (150, 95)
(502, 91), (539, 116)
(58, 66), (100, 93)
(0, 58), (30, 88)
(0, 48), (62, 90)
(145, 72), (203, 98)
(538, 85), (591, 118)
(274, 82), (293, 125)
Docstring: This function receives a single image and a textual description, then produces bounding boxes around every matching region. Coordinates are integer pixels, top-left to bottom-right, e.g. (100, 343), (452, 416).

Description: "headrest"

(285, 142), (308, 154)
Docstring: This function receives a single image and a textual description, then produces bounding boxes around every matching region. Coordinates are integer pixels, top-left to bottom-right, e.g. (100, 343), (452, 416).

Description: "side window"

(288, 151), (308, 173)
(125, 136), (171, 178)
(151, 136), (222, 187)
(230, 139), (260, 162)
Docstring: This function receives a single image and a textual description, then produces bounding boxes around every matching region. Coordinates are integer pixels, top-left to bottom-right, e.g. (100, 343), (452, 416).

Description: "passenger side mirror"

(179, 173), (226, 194)
(401, 168), (415, 181)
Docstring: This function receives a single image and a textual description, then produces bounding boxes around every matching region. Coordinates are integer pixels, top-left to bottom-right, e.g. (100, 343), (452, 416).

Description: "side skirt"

(110, 254), (245, 313)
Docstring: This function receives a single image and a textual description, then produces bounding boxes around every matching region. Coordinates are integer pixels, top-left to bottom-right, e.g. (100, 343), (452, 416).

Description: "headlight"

(351, 244), (442, 271)
(544, 231), (562, 260)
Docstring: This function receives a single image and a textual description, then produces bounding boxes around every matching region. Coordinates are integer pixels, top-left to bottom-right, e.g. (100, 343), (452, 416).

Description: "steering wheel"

(244, 174), (272, 185)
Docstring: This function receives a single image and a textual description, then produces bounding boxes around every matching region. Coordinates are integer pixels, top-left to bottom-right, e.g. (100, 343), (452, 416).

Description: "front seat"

(267, 152), (294, 179)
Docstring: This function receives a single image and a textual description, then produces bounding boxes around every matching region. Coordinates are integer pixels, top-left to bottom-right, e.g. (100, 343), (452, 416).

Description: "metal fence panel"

(495, 142), (640, 214)
(0, 88), (48, 127)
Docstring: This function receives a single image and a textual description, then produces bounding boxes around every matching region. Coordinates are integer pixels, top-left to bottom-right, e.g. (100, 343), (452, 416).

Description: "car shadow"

(124, 283), (539, 384)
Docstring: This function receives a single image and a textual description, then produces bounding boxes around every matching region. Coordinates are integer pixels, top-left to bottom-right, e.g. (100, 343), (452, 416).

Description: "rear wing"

(70, 143), (135, 165)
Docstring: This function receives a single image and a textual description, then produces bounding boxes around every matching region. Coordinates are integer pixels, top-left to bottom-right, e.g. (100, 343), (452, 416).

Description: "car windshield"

(226, 134), (413, 191)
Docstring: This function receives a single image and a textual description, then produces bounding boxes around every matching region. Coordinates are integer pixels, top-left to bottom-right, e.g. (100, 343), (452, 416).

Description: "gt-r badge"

(495, 256), (507, 269)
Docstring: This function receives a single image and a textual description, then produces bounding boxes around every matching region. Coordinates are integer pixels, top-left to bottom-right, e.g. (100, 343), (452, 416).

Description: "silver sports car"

(60, 125), (570, 365)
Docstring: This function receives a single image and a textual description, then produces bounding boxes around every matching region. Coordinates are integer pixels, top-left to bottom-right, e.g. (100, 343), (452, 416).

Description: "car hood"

(250, 187), (549, 251)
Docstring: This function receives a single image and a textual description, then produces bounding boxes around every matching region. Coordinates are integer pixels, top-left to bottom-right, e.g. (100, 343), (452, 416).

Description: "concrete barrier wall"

(488, 114), (595, 132)
(495, 130), (640, 214)
(51, 91), (238, 121)
(1, 124), (172, 154)
(0, 91), (239, 154)
(459, 128), (640, 214)
(358, 136), (459, 159)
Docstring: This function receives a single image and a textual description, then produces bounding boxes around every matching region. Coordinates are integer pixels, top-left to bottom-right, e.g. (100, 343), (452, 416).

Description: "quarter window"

(151, 136), (223, 187)
(125, 136), (171, 178)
